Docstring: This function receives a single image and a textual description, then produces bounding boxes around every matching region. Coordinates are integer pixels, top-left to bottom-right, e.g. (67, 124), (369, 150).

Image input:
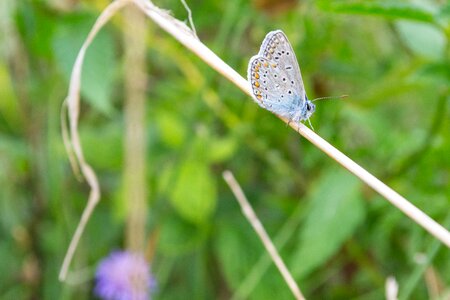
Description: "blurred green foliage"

(0, 0), (449, 299)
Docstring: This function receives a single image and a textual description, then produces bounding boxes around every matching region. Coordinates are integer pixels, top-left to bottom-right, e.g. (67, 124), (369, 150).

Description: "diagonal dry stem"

(223, 170), (305, 300)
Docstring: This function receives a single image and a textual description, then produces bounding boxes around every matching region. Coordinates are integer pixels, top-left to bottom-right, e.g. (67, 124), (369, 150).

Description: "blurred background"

(0, 0), (449, 299)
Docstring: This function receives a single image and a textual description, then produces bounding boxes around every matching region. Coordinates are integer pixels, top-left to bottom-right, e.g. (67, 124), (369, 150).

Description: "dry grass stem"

(223, 170), (305, 300)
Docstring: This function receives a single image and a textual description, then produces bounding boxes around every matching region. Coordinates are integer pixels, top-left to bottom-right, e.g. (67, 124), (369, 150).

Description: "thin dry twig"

(60, 0), (450, 282)
(223, 170), (305, 300)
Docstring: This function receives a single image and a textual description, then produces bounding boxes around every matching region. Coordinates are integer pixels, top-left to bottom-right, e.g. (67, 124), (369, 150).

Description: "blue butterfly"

(248, 30), (315, 127)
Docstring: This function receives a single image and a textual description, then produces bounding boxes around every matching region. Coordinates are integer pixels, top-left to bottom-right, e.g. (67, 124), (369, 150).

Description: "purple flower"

(94, 251), (156, 300)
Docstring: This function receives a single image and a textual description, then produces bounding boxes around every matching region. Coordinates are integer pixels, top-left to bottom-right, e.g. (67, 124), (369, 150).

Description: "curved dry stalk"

(60, 0), (450, 282)
(59, 0), (134, 281)
(223, 171), (305, 300)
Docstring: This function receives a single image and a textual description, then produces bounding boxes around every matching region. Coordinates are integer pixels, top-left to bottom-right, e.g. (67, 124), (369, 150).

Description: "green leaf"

(214, 219), (261, 289)
(159, 215), (208, 255)
(52, 15), (117, 115)
(156, 112), (187, 148)
(291, 169), (365, 278)
(252, 271), (293, 300)
(318, 1), (436, 23)
(207, 136), (238, 163)
(81, 122), (123, 170)
(170, 157), (217, 224)
(414, 61), (450, 85)
(395, 20), (445, 59)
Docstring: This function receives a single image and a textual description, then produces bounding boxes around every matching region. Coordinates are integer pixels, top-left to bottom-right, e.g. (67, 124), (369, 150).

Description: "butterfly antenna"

(312, 95), (348, 102)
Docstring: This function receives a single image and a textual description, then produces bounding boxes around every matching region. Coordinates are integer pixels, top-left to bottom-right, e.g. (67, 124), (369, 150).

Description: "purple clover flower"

(94, 251), (156, 300)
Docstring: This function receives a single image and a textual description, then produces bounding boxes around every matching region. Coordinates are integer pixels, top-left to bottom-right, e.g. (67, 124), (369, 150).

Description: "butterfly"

(247, 30), (315, 127)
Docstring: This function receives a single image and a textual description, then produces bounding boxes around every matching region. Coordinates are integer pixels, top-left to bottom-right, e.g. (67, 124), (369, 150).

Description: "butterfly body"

(247, 30), (315, 123)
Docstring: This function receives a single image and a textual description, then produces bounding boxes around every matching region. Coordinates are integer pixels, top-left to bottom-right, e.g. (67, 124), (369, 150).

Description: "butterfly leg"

(306, 118), (315, 131)
(287, 118), (292, 127)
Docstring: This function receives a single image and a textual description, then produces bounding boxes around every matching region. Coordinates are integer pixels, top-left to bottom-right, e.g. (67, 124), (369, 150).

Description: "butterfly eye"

(306, 103), (311, 111)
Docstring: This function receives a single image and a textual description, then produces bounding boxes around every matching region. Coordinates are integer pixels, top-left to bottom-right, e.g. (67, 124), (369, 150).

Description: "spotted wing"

(248, 55), (301, 119)
(259, 30), (304, 94)
(247, 30), (306, 118)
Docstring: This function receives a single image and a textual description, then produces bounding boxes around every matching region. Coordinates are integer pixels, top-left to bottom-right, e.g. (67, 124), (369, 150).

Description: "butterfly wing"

(247, 30), (306, 119)
(248, 56), (298, 118)
(260, 30), (305, 98)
